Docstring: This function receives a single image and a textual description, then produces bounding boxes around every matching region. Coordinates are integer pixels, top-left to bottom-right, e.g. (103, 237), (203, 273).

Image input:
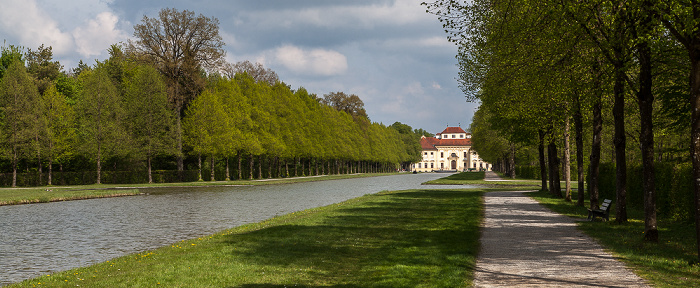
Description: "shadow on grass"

(222, 189), (482, 287)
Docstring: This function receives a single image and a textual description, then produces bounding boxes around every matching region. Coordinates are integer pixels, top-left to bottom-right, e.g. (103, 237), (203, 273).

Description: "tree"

(123, 65), (176, 183)
(41, 83), (74, 186)
(0, 60), (40, 187)
(321, 91), (369, 121)
(222, 60), (279, 85)
(654, 0), (700, 258)
(76, 68), (128, 184)
(26, 45), (63, 95)
(182, 90), (229, 181)
(129, 8), (226, 175)
(0, 44), (24, 79)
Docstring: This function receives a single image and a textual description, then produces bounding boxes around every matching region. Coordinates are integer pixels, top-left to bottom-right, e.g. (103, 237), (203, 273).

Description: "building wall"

(412, 146), (492, 172)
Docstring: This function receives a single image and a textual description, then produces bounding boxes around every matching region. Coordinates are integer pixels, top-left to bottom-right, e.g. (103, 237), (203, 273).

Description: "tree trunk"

(197, 153), (203, 181)
(12, 149), (17, 188)
(636, 10), (657, 241)
(258, 155), (263, 179)
(148, 156), (153, 184)
(176, 109), (184, 180)
(237, 153), (242, 180)
(690, 47), (700, 263)
(249, 155), (254, 180)
(564, 117), (572, 202)
(37, 134), (42, 186)
(225, 156), (230, 181)
(509, 143), (516, 179)
(574, 92), (585, 207)
(538, 130), (548, 191)
(211, 155), (216, 181)
(548, 132), (561, 198)
(96, 142), (102, 185)
(48, 157), (53, 186)
(613, 62), (628, 223)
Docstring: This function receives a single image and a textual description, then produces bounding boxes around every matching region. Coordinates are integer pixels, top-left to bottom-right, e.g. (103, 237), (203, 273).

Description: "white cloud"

(432, 82), (442, 90)
(73, 12), (128, 57)
(0, 0), (73, 54)
(274, 45), (347, 76)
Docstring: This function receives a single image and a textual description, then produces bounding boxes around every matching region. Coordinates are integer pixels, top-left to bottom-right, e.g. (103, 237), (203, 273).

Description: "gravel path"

(474, 172), (650, 287)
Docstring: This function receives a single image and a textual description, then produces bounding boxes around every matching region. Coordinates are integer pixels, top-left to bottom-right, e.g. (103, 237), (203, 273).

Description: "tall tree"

(129, 8), (226, 176)
(655, 0), (700, 258)
(123, 64), (177, 183)
(76, 68), (128, 184)
(0, 60), (40, 187)
(321, 91), (369, 121)
(26, 45), (63, 95)
(222, 60), (279, 85)
(41, 83), (74, 186)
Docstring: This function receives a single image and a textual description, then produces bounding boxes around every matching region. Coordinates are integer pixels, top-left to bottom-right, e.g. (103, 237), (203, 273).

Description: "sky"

(0, 0), (479, 135)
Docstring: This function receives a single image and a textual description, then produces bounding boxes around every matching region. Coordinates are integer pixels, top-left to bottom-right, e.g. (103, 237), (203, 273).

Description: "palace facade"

(412, 127), (492, 172)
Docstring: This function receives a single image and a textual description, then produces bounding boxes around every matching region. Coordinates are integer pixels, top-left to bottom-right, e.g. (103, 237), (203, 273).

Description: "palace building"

(412, 127), (492, 172)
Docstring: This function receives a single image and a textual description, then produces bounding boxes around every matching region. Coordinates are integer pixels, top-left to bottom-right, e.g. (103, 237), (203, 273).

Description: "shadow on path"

(474, 191), (650, 287)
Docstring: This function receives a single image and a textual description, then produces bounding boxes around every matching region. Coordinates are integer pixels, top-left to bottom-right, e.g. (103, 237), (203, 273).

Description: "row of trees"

(0, 8), (423, 187)
(423, 0), (699, 255)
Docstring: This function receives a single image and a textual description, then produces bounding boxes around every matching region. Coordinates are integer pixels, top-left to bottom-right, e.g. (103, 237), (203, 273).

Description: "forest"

(423, 0), (699, 251)
(0, 8), (424, 188)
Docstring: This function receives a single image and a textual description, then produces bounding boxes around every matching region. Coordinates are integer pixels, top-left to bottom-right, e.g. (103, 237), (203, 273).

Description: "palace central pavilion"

(413, 127), (492, 172)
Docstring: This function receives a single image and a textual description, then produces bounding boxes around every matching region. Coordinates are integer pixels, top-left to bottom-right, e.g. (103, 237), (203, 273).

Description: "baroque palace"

(413, 127), (492, 172)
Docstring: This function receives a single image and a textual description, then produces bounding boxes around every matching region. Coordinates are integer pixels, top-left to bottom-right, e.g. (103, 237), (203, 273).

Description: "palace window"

(464, 152), (467, 157)
(418, 163), (421, 168)
(430, 163), (434, 168)
(452, 134), (455, 138)
(440, 152), (444, 158)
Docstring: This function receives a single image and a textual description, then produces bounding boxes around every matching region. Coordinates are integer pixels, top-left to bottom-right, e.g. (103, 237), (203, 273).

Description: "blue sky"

(0, 0), (479, 134)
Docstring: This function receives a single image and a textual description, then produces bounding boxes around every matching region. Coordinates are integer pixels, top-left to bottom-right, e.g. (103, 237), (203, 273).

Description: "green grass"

(0, 188), (140, 205)
(0, 172), (398, 206)
(529, 189), (700, 287)
(423, 171), (541, 189)
(10, 188), (484, 288)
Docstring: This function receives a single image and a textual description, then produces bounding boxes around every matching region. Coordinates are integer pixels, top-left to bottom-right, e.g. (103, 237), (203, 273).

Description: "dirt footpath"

(474, 177), (650, 287)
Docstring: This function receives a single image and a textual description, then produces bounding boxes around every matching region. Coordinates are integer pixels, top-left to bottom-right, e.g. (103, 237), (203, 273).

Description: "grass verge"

(423, 171), (541, 189)
(0, 172), (398, 206)
(529, 189), (700, 287)
(10, 188), (483, 288)
(0, 188), (140, 206)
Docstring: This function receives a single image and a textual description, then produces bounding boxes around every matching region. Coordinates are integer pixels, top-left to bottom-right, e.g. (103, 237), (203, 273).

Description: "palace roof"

(440, 126), (467, 134)
(420, 136), (471, 150)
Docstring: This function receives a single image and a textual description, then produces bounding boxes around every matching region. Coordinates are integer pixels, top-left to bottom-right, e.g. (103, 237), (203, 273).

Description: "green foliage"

(75, 67), (129, 183)
(0, 60), (40, 186)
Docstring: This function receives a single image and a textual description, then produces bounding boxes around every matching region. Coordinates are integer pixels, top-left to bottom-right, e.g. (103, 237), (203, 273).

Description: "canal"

(0, 172), (474, 285)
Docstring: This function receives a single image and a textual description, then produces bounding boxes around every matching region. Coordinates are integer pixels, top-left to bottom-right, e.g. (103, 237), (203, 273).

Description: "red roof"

(440, 127), (467, 134)
(420, 136), (471, 150)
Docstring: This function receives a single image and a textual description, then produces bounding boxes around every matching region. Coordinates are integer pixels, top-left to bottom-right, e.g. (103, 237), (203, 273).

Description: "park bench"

(587, 199), (612, 221)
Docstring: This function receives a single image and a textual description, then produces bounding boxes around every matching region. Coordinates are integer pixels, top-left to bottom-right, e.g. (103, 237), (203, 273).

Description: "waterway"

(0, 172), (474, 285)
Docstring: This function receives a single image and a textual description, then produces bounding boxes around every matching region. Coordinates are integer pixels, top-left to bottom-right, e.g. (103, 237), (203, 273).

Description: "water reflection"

(0, 173), (474, 285)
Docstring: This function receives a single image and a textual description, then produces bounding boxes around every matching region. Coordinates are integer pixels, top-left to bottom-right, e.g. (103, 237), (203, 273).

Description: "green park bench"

(587, 199), (612, 221)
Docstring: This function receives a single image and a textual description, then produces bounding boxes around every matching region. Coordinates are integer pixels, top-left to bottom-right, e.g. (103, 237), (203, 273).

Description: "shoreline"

(0, 172), (399, 207)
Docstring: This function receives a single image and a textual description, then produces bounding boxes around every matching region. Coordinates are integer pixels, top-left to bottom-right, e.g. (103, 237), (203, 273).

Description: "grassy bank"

(423, 171), (541, 189)
(10, 188), (483, 287)
(0, 172), (398, 206)
(0, 188), (141, 206)
(529, 190), (700, 287)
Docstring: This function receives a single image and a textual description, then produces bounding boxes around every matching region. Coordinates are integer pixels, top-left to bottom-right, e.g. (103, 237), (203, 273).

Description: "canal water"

(0, 173), (474, 285)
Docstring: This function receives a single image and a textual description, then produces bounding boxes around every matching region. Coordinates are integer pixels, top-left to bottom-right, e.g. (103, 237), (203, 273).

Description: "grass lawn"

(9, 188), (483, 288)
(0, 188), (141, 205)
(423, 171), (541, 189)
(0, 172), (398, 206)
(529, 189), (700, 287)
